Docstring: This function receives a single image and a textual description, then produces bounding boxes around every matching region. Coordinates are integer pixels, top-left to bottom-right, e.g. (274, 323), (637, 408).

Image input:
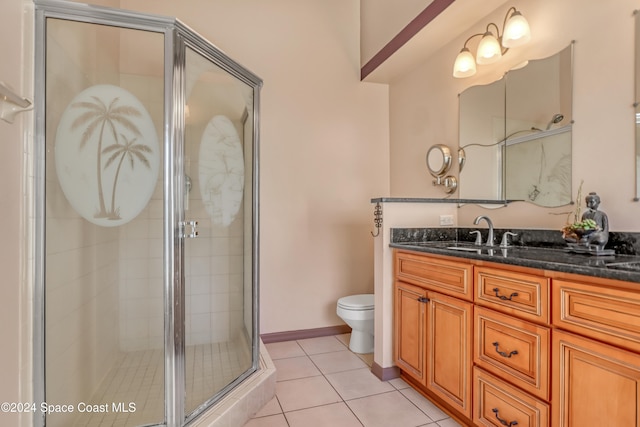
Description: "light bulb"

(476, 31), (502, 64)
(453, 48), (477, 78)
(502, 11), (531, 48)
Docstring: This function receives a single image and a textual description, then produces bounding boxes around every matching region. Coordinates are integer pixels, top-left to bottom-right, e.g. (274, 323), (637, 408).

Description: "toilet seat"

(337, 294), (374, 311)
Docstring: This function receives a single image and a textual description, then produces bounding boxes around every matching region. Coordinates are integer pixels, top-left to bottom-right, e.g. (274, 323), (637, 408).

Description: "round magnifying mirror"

(426, 144), (452, 178)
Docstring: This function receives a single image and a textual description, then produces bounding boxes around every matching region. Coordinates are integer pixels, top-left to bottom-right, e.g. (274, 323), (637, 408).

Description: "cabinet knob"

(417, 296), (430, 303)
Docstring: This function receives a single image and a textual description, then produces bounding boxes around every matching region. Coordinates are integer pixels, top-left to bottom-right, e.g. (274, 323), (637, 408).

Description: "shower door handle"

(180, 220), (199, 239)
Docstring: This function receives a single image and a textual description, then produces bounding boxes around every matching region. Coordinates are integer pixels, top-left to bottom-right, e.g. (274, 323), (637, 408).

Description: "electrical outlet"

(439, 214), (454, 226)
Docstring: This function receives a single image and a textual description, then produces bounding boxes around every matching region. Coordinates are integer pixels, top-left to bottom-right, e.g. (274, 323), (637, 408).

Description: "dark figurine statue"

(563, 191), (612, 255)
(580, 192), (609, 249)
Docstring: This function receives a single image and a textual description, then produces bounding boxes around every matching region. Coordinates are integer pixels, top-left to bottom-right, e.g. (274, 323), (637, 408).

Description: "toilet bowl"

(336, 294), (374, 354)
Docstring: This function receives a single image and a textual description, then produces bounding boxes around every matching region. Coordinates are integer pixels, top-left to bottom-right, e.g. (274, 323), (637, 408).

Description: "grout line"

(251, 334), (457, 427)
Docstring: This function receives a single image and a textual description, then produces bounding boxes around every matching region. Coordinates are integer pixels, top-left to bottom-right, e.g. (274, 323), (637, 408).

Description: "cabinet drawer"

(553, 279), (640, 353)
(395, 250), (473, 301)
(475, 307), (550, 400)
(474, 367), (549, 427)
(475, 266), (549, 323)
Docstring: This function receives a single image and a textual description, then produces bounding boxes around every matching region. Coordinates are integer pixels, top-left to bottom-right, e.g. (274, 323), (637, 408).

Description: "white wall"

(389, 0), (640, 231)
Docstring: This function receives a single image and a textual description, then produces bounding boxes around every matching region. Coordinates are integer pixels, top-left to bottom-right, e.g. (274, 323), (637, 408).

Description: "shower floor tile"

(72, 340), (250, 427)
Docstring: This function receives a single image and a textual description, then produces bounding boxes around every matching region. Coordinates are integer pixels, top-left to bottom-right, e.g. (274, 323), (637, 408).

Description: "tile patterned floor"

(245, 334), (463, 427)
(70, 339), (250, 426)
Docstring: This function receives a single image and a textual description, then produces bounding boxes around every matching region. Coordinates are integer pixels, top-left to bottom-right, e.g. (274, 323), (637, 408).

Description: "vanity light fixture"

(453, 6), (531, 78)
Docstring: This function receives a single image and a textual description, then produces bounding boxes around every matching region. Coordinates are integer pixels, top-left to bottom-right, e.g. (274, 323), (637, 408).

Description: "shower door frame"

(33, 2), (262, 426)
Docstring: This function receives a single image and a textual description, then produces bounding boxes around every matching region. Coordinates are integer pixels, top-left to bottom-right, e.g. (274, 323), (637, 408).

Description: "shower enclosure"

(34, 1), (261, 426)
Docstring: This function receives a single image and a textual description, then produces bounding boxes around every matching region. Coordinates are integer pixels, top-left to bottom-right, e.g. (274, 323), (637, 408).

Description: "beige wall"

(389, 0), (640, 231)
(0, 0), (28, 425)
(360, 0), (431, 66)
(120, 0), (390, 334)
(4, 6), (389, 421)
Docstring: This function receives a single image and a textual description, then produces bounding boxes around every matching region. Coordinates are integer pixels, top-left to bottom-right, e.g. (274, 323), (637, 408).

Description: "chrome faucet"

(500, 231), (518, 248)
(473, 215), (494, 246)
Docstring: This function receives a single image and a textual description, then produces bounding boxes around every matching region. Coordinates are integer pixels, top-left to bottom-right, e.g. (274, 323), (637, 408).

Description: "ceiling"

(362, 0), (511, 83)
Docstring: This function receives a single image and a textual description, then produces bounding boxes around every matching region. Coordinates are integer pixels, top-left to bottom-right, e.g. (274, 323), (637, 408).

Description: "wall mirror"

(635, 10), (640, 200)
(459, 44), (573, 207)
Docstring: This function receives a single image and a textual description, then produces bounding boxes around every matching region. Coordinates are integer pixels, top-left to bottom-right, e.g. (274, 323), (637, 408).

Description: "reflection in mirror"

(458, 44), (573, 207)
(504, 44), (573, 206)
(458, 77), (506, 202)
(635, 10), (640, 200)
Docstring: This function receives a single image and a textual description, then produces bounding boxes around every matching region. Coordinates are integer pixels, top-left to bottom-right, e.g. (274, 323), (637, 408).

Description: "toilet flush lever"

(180, 220), (199, 239)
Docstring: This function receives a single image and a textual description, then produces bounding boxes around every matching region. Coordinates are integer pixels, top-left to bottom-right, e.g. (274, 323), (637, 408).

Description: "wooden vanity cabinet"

(551, 278), (640, 427)
(394, 251), (473, 419)
(393, 249), (640, 427)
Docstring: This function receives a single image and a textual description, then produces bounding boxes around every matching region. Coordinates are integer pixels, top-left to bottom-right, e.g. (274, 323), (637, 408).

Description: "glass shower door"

(182, 44), (256, 418)
(43, 16), (165, 427)
(37, 3), (261, 426)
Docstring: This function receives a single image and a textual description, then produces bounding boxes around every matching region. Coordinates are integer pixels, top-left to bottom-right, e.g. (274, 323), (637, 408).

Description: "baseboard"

(260, 325), (351, 344)
(371, 361), (400, 381)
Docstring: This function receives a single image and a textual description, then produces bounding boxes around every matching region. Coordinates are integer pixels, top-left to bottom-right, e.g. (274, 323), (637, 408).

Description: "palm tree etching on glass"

(70, 95), (151, 220)
(101, 133), (153, 219)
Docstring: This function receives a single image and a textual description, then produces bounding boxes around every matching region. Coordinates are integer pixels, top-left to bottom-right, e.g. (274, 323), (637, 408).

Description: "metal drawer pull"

(492, 288), (518, 301)
(492, 342), (518, 358)
(492, 408), (518, 426)
(417, 297), (430, 303)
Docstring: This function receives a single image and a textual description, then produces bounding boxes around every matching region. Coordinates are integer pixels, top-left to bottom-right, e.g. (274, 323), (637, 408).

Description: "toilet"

(336, 294), (375, 354)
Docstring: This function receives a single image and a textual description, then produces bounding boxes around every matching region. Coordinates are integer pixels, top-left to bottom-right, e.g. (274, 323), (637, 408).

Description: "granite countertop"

(390, 228), (640, 284)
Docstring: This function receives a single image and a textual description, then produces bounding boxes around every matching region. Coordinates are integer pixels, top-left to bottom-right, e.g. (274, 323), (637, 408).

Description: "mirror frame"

(635, 10), (640, 201)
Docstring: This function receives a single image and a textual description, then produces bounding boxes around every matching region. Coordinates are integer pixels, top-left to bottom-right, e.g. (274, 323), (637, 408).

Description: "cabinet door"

(426, 291), (473, 418)
(553, 330), (640, 427)
(394, 281), (428, 385)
